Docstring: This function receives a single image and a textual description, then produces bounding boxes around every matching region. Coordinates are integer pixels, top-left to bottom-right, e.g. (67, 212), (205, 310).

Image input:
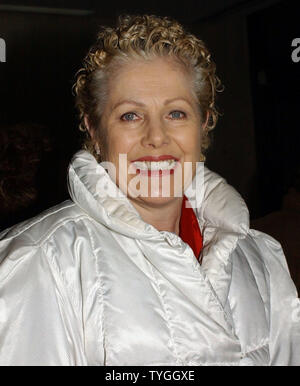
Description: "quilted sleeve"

(250, 229), (300, 366)
(0, 234), (87, 365)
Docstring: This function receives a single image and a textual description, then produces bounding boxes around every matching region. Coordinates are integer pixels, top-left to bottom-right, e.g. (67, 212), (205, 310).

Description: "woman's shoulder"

(234, 228), (298, 298)
(0, 200), (87, 245)
(0, 199), (96, 310)
(240, 229), (289, 271)
(0, 200), (93, 278)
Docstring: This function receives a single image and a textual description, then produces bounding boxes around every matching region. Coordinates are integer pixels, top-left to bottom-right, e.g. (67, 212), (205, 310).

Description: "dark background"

(0, 0), (299, 287)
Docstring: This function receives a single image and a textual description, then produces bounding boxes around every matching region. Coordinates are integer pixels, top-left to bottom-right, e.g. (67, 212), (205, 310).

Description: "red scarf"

(179, 196), (203, 261)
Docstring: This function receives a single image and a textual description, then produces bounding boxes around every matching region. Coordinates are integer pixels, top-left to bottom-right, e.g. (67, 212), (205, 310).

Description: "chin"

(133, 195), (182, 208)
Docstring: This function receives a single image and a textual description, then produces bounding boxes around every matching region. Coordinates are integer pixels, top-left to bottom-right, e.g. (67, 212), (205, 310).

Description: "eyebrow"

(111, 99), (146, 111)
(164, 97), (193, 106)
(112, 97), (193, 111)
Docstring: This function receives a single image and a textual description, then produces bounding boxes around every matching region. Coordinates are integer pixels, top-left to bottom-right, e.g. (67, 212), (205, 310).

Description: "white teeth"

(133, 160), (177, 171)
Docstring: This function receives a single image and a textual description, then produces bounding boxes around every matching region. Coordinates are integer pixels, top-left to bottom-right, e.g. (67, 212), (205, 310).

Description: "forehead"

(106, 56), (195, 102)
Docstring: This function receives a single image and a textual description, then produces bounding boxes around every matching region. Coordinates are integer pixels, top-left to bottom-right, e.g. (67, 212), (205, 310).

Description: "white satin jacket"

(0, 150), (299, 366)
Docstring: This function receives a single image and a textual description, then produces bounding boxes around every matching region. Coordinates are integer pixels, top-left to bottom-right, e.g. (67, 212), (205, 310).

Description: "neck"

(130, 197), (183, 235)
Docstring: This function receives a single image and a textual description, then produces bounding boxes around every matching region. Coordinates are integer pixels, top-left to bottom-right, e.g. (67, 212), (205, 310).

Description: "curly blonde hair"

(73, 14), (223, 160)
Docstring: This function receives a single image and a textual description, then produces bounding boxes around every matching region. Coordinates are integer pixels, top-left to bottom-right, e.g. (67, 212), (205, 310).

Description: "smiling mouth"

(130, 158), (179, 176)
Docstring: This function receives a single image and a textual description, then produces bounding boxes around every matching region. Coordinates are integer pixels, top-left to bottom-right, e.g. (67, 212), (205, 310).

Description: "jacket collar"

(68, 150), (249, 240)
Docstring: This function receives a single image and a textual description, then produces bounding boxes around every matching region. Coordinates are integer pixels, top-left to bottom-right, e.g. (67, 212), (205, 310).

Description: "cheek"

(175, 126), (202, 156)
(106, 130), (137, 163)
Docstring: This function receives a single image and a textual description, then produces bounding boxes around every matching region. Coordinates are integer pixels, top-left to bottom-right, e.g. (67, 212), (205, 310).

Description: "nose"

(141, 118), (170, 149)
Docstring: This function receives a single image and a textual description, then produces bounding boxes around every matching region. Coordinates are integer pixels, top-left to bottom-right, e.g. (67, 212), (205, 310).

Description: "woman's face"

(99, 56), (205, 207)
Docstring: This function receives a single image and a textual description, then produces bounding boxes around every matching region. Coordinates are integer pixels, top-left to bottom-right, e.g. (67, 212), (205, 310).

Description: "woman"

(0, 15), (299, 366)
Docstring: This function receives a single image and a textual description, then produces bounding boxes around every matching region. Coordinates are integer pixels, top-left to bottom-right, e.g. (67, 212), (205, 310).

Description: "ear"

(84, 115), (94, 139)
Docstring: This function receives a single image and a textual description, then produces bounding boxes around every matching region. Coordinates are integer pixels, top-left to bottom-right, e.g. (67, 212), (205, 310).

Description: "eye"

(169, 110), (186, 120)
(121, 112), (139, 121)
